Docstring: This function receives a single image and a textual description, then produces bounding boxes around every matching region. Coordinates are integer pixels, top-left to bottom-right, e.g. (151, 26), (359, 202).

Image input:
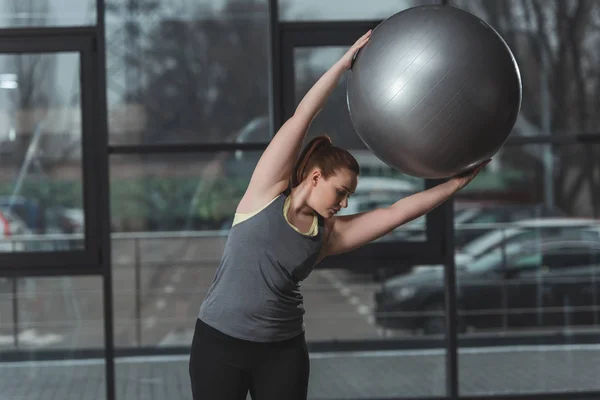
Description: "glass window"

(0, 52), (85, 252)
(105, 0), (271, 145)
(0, 0), (95, 27)
(110, 151), (260, 347)
(449, 0), (600, 138)
(110, 152), (260, 234)
(360, 265), (447, 397)
(279, 0), (440, 21)
(0, 276), (106, 398)
(294, 47), (360, 149)
(454, 142), (600, 267)
(454, 143), (600, 255)
(454, 140), (600, 395)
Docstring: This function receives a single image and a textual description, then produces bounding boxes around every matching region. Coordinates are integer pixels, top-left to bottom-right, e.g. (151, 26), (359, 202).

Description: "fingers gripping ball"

(347, 5), (522, 179)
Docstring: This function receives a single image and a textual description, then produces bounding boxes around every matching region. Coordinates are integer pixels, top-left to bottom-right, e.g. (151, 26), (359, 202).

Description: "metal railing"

(2, 220), (600, 349)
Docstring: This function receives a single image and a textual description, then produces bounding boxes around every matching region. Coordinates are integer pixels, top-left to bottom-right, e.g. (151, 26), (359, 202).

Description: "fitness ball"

(347, 5), (522, 179)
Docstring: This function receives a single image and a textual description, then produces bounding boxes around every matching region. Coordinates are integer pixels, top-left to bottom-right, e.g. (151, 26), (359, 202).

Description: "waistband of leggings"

(195, 318), (305, 349)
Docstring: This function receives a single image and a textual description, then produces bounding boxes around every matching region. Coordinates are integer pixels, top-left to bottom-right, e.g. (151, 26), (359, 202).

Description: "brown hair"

(290, 135), (360, 188)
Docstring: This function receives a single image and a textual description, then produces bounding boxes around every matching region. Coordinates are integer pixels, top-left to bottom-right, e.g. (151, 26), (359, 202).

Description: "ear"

(309, 168), (322, 186)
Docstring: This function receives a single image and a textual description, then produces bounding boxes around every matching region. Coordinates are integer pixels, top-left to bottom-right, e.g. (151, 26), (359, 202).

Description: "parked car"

(410, 218), (600, 274)
(374, 234), (600, 334)
(402, 202), (565, 247)
(452, 202), (565, 249)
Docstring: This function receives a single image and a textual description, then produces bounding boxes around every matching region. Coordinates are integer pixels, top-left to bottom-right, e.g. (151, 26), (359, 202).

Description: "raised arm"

(237, 31), (372, 213)
(320, 162), (489, 258)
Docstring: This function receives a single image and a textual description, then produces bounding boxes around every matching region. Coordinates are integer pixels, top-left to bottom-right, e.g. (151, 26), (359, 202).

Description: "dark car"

(400, 202), (565, 249)
(374, 234), (600, 335)
(452, 202), (565, 249)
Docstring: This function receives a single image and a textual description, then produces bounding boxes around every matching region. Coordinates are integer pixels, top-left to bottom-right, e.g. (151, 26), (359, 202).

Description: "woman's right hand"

(340, 30), (372, 70)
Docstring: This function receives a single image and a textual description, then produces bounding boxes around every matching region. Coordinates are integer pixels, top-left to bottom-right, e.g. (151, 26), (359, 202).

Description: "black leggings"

(189, 318), (310, 400)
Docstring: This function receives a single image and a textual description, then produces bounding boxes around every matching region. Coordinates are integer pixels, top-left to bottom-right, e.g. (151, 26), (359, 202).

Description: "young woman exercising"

(189, 30), (487, 400)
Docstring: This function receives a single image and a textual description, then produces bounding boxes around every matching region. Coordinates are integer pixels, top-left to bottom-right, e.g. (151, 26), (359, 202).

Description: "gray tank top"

(198, 193), (324, 342)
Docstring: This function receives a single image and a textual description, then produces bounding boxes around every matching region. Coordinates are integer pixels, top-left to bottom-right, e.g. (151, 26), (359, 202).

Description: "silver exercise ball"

(347, 5), (522, 179)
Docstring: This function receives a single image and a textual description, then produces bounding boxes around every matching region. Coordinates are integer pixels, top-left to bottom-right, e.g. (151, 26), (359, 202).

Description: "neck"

(289, 183), (315, 217)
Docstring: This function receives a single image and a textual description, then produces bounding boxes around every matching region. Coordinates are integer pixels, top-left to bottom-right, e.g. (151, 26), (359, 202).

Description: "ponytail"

(291, 136), (333, 187)
(290, 135), (359, 188)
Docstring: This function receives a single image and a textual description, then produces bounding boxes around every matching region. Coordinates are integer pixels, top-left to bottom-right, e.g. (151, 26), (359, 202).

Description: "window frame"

(0, 28), (103, 276)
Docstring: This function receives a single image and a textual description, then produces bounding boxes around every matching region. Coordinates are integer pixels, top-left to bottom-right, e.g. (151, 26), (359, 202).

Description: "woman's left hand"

(450, 159), (491, 191)
(341, 30), (372, 70)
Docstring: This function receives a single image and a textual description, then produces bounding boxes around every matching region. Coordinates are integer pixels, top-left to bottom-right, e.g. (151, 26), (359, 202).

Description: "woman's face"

(308, 168), (358, 218)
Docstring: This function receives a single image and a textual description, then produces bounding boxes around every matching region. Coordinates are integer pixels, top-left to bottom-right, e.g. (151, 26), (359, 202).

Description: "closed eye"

(337, 189), (352, 199)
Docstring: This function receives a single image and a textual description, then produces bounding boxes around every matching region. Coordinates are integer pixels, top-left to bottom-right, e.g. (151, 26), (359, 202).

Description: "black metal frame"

(2, 0), (600, 400)
(0, 14), (115, 400)
(0, 28), (103, 274)
(96, 0), (115, 398)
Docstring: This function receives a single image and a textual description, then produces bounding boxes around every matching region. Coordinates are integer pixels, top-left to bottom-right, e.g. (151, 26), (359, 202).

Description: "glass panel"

(110, 151), (260, 347)
(105, 0), (271, 145)
(0, 0), (96, 27)
(368, 265), (446, 397)
(294, 46), (427, 241)
(280, 0), (440, 21)
(294, 47), (360, 149)
(0, 53), (85, 252)
(453, 143), (600, 395)
(0, 276), (106, 399)
(449, 0), (600, 138)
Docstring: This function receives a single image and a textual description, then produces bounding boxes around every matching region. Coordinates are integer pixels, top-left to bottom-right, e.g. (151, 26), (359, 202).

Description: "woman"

(189, 30), (487, 400)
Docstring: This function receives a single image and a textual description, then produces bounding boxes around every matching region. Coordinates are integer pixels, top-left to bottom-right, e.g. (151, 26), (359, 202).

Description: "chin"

(315, 209), (332, 219)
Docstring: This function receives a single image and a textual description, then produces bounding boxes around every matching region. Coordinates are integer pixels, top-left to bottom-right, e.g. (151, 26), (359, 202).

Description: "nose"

(340, 197), (348, 208)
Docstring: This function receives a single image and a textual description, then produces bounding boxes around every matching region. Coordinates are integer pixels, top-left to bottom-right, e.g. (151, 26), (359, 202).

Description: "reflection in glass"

(105, 0), (271, 145)
(367, 265), (446, 397)
(448, 142), (600, 395)
(0, 0), (95, 27)
(367, 139), (600, 394)
(294, 47), (361, 149)
(110, 152), (260, 347)
(450, 0), (600, 140)
(0, 276), (106, 399)
(454, 143), (600, 337)
(0, 53), (85, 252)
(280, 0), (440, 21)
(110, 152), (260, 233)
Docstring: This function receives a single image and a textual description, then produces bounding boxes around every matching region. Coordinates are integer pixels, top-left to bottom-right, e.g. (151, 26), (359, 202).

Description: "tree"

(0, 0), (83, 213)
(103, 0), (274, 229)
(451, 0), (600, 216)
(120, 0), (271, 144)
(294, 47), (367, 150)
